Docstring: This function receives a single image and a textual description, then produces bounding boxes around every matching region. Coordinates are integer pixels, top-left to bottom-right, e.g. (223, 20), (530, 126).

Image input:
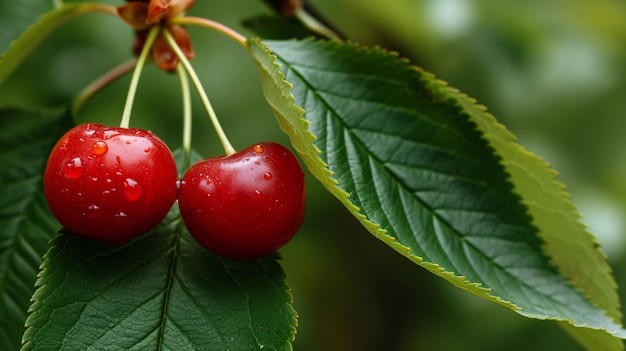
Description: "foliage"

(1, 1), (625, 350)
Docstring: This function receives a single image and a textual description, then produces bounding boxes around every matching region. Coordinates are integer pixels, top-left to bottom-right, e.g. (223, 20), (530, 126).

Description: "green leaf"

(0, 106), (73, 351)
(0, 2), (118, 86)
(247, 37), (626, 343)
(460, 92), (624, 350)
(22, 151), (297, 351)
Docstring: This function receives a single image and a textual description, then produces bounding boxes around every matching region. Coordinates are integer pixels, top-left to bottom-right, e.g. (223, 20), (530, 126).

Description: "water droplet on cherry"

(123, 178), (143, 201)
(92, 141), (108, 155)
(263, 172), (272, 180)
(63, 157), (84, 179)
(252, 144), (264, 154)
(102, 130), (120, 139)
(144, 146), (151, 153)
(115, 211), (128, 218)
(255, 189), (263, 199)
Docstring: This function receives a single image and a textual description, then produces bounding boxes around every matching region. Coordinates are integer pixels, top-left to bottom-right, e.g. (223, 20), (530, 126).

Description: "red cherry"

(178, 142), (306, 259)
(43, 123), (178, 246)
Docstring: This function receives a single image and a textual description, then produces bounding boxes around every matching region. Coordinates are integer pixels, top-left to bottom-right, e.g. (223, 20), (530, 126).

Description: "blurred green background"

(2, 0), (626, 350)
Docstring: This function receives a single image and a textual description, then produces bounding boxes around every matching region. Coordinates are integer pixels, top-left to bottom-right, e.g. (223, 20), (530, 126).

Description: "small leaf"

(0, 106), (73, 351)
(0, 2), (117, 86)
(22, 151), (297, 351)
(247, 37), (626, 343)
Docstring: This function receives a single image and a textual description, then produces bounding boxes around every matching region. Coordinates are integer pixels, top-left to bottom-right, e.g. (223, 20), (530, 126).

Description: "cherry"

(43, 123), (178, 246)
(178, 142), (306, 259)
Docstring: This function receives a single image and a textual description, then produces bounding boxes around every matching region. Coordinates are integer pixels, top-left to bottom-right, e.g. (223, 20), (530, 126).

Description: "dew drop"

(263, 172), (272, 180)
(63, 157), (84, 179)
(125, 140), (131, 145)
(115, 211), (128, 218)
(143, 146), (151, 153)
(102, 130), (120, 139)
(92, 141), (108, 155)
(252, 144), (264, 154)
(86, 205), (100, 219)
(254, 189), (263, 199)
(116, 155), (121, 164)
(123, 178), (143, 201)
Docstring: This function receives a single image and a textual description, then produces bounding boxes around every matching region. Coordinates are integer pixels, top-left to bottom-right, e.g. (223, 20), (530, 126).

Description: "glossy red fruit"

(43, 123), (178, 246)
(178, 142), (306, 259)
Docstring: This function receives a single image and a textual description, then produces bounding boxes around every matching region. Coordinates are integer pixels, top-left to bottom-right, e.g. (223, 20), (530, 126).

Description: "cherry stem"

(172, 16), (247, 48)
(72, 59), (136, 116)
(176, 64), (193, 170)
(162, 27), (236, 156)
(119, 26), (160, 129)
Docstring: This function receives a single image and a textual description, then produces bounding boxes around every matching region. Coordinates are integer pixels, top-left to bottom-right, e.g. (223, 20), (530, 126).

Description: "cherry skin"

(43, 123), (178, 246)
(178, 142), (306, 259)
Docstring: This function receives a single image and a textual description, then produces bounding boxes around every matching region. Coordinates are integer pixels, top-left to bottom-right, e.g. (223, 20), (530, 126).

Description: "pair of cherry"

(43, 123), (305, 259)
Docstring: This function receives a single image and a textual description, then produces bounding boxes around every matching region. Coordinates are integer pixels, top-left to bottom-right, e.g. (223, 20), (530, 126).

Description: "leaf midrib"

(155, 218), (183, 351)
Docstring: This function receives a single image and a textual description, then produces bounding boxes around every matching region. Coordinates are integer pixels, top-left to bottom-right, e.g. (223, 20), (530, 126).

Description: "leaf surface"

(22, 151), (297, 351)
(247, 37), (626, 342)
(461, 96), (624, 350)
(0, 106), (73, 350)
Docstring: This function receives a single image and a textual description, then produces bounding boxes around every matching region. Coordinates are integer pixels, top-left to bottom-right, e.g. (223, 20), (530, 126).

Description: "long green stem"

(172, 16), (247, 49)
(119, 26), (160, 129)
(72, 59), (136, 116)
(176, 64), (193, 170)
(163, 27), (236, 156)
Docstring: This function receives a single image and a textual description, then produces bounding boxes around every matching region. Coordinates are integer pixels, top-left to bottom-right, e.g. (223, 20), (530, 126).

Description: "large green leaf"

(247, 37), (626, 344)
(22, 150), (297, 351)
(0, 106), (73, 350)
(0, 2), (118, 86)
